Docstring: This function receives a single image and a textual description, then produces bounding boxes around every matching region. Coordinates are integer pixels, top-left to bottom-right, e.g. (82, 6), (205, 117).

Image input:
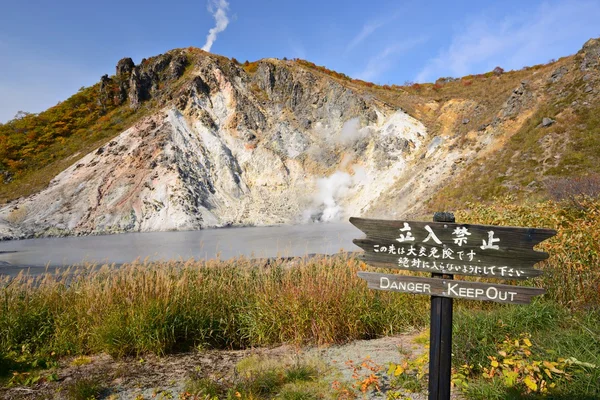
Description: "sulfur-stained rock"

(0, 54), (430, 238)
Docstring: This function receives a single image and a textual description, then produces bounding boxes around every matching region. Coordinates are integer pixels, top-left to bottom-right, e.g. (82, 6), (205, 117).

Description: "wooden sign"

(357, 272), (545, 305)
(350, 218), (556, 280)
(351, 214), (556, 400)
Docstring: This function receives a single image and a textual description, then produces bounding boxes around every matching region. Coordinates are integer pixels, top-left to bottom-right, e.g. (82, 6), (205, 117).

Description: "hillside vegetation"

(0, 48), (198, 203)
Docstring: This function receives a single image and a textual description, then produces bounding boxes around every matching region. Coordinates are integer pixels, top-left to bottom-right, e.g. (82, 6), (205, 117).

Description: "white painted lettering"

(423, 225), (443, 244)
(452, 226), (471, 246)
(486, 286), (498, 299)
(396, 222), (416, 242)
(446, 282), (459, 296)
(380, 277), (390, 289)
(481, 230), (500, 250)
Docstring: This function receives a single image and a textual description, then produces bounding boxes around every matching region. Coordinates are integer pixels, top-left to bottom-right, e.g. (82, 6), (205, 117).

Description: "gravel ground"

(0, 333), (464, 399)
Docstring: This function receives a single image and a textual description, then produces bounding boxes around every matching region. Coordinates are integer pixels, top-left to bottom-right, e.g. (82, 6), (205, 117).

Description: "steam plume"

(337, 117), (370, 145)
(316, 171), (353, 221)
(305, 165), (368, 222)
(202, 0), (230, 52)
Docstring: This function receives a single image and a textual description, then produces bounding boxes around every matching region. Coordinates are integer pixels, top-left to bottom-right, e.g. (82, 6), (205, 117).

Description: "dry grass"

(455, 195), (600, 308)
(1, 198), (599, 398)
(1, 198), (598, 366)
(0, 255), (429, 362)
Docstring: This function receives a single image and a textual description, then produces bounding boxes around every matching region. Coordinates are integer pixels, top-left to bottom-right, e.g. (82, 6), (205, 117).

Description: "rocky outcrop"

(579, 38), (600, 71)
(501, 80), (533, 118)
(98, 74), (113, 111)
(0, 54), (428, 238)
(110, 53), (191, 109)
(116, 58), (135, 75)
(542, 117), (555, 127)
(548, 66), (568, 83)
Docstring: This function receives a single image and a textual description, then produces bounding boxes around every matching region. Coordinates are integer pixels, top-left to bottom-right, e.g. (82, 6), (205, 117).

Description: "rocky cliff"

(1, 38), (599, 239)
(0, 51), (428, 237)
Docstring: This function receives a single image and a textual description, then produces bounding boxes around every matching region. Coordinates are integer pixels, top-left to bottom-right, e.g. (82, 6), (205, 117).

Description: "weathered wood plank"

(349, 217), (556, 251)
(430, 211), (454, 400)
(358, 253), (543, 279)
(353, 238), (549, 264)
(350, 218), (556, 279)
(357, 271), (546, 305)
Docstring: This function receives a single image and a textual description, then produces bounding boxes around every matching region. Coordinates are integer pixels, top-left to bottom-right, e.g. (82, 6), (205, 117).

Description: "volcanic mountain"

(1, 38), (599, 239)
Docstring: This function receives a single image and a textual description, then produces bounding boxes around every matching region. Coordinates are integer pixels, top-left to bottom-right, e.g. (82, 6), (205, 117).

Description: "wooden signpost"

(350, 212), (556, 400)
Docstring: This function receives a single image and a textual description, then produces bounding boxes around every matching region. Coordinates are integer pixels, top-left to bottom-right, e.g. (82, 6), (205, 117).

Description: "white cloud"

(346, 13), (400, 52)
(347, 20), (386, 51)
(356, 36), (427, 82)
(201, 0), (230, 52)
(416, 0), (600, 82)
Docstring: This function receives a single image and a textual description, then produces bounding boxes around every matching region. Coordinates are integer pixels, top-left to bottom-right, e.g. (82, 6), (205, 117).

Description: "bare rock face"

(579, 38), (600, 71)
(0, 54), (429, 238)
(98, 74), (113, 111)
(501, 81), (533, 118)
(113, 53), (190, 109)
(548, 65), (569, 83)
(542, 117), (555, 127)
(168, 54), (188, 80)
(116, 57), (135, 75)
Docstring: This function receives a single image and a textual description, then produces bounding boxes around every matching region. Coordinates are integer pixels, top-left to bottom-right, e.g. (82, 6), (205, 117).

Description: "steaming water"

(0, 223), (360, 277)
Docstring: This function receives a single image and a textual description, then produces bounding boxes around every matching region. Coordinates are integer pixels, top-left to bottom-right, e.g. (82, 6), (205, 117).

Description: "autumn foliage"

(0, 81), (136, 202)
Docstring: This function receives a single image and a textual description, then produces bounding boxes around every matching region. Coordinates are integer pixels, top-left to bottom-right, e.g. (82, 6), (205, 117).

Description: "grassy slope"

(0, 87), (137, 204)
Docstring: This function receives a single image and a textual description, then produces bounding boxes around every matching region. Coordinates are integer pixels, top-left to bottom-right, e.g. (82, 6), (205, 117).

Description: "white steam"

(202, 0), (230, 52)
(315, 171), (352, 221)
(307, 165), (368, 222)
(337, 117), (370, 145)
(302, 118), (372, 222)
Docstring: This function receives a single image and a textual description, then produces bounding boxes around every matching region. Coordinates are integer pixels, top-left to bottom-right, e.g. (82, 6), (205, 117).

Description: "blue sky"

(1, 0), (599, 122)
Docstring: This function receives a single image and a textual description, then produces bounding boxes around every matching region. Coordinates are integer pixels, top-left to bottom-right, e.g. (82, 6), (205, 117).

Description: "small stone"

(584, 85), (593, 93)
(462, 118), (470, 124)
(542, 117), (555, 127)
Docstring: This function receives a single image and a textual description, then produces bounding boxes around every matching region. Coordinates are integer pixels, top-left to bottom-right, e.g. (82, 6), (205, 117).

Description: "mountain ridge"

(0, 38), (599, 239)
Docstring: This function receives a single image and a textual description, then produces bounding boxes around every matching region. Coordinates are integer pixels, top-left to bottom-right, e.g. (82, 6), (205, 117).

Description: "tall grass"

(1, 197), (598, 390)
(456, 195), (600, 308)
(0, 255), (429, 362)
(451, 197), (600, 398)
(452, 303), (600, 399)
